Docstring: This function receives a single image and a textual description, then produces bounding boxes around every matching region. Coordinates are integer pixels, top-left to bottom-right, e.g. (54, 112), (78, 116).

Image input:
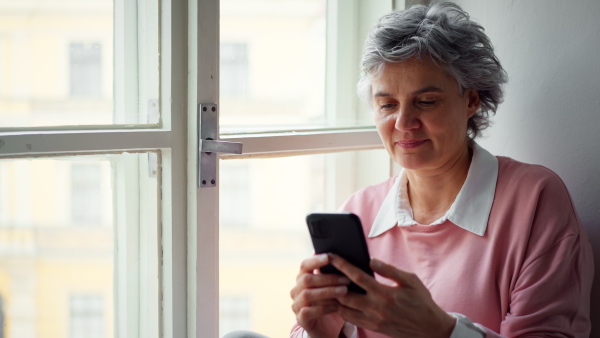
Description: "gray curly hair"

(358, 2), (508, 140)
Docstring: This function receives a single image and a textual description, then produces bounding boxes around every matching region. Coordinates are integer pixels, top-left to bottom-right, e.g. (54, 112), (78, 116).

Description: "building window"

(220, 43), (248, 97)
(69, 294), (104, 338)
(219, 295), (251, 335)
(220, 162), (250, 227)
(69, 42), (102, 97)
(71, 163), (103, 225)
(0, 296), (4, 338)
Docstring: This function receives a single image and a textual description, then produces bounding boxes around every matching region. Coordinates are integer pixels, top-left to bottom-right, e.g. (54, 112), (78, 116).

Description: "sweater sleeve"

(289, 322), (356, 338)
(486, 234), (593, 338)
(289, 324), (304, 338)
(481, 168), (593, 337)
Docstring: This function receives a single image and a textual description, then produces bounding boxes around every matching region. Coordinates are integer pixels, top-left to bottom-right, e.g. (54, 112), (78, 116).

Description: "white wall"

(453, 0), (600, 334)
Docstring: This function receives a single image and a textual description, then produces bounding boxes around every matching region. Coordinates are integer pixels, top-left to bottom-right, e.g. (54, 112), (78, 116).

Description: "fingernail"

(317, 253), (328, 262)
(371, 258), (382, 269)
(334, 286), (347, 295)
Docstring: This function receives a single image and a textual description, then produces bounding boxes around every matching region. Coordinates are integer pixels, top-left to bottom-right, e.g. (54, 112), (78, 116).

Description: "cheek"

(375, 113), (396, 128)
(375, 116), (395, 138)
(428, 111), (465, 136)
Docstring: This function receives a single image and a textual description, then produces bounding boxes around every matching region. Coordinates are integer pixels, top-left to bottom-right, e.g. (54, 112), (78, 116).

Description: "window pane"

(0, 0), (159, 128)
(71, 163), (104, 224)
(0, 153), (160, 338)
(220, 0), (327, 132)
(219, 149), (390, 337)
(69, 295), (104, 338)
(70, 43), (103, 97)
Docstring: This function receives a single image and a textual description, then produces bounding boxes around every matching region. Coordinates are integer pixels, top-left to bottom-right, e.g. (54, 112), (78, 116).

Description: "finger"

(291, 273), (350, 299)
(291, 285), (348, 312)
(328, 253), (377, 292)
(298, 253), (330, 276)
(370, 259), (421, 289)
(297, 273), (351, 289)
(295, 302), (339, 323)
(335, 290), (367, 310)
(336, 304), (378, 333)
(292, 297), (338, 314)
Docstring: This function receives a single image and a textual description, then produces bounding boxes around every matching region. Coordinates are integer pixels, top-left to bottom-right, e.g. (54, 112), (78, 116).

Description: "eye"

(418, 100), (436, 106)
(379, 103), (397, 110)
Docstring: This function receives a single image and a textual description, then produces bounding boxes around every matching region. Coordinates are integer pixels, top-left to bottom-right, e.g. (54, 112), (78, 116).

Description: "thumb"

(370, 259), (421, 289)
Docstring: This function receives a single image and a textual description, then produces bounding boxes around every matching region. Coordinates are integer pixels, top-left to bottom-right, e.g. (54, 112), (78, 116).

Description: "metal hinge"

(198, 103), (243, 187)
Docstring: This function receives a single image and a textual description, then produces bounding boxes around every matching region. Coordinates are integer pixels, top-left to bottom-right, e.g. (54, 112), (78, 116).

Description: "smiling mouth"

(396, 139), (428, 149)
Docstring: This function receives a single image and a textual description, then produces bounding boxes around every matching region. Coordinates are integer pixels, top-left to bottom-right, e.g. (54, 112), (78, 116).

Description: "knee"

(221, 330), (269, 338)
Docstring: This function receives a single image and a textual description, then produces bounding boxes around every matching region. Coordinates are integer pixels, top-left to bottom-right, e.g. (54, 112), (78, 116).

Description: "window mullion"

(219, 129), (383, 159)
(112, 155), (141, 338)
(191, 0), (220, 337)
(114, 0), (139, 124)
(160, 0), (189, 337)
(0, 130), (172, 158)
(325, 0), (359, 125)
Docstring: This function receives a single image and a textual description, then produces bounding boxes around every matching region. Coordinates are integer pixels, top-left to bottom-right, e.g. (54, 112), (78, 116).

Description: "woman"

(290, 2), (593, 338)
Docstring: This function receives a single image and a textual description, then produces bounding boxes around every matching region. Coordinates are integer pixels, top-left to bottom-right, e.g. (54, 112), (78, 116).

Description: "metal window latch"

(198, 103), (242, 188)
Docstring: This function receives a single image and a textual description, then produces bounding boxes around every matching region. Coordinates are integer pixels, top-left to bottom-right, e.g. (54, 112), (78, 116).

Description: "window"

(220, 162), (250, 227)
(0, 154), (158, 337)
(0, 0), (397, 337)
(219, 0), (328, 132)
(0, 0), (164, 337)
(69, 294), (104, 338)
(208, 0), (396, 336)
(219, 296), (251, 334)
(71, 163), (104, 225)
(218, 151), (390, 336)
(220, 43), (249, 97)
(0, 296), (4, 338)
(69, 43), (103, 97)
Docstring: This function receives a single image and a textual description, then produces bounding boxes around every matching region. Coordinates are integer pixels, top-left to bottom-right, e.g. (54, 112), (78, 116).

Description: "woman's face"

(372, 58), (480, 174)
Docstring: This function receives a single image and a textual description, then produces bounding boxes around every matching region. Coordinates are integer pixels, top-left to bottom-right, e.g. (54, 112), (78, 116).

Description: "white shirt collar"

(369, 143), (498, 238)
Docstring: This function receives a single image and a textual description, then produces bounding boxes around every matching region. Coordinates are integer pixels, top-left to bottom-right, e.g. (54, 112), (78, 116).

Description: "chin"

(394, 159), (425, 170)
(393, 153), (434, 171)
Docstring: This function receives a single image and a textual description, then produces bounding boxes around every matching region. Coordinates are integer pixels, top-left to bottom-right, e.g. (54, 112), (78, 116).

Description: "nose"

(394, 105), (420, 131)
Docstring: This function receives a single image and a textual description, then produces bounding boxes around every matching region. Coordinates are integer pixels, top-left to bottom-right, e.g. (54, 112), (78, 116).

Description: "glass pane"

(219, 149), (390, 337)
(220, 0), (327, 132)
(0, 153), (160, 338)
(0, 0), (159, 128)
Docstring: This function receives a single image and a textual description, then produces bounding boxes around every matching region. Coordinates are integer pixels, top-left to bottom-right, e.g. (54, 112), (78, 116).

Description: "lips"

(396, 139), (428, 149)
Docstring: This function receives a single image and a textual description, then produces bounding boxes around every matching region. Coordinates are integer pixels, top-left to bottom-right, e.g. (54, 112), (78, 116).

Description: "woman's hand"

(290, 253), (351, 338)
(330, 254), (456, 338)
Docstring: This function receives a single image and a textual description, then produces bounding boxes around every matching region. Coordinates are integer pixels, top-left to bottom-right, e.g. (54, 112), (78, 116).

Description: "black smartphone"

(306, 212), (374, 294)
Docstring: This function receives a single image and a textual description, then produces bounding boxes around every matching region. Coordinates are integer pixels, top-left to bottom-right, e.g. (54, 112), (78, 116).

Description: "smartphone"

(306, 212), (374, 294)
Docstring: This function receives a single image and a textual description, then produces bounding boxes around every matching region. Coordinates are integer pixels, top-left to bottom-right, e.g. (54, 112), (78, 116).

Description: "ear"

(465, 89), (480, 119)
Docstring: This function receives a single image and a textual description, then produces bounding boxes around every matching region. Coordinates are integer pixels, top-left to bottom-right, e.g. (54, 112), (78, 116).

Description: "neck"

(406, 145), (473, 224)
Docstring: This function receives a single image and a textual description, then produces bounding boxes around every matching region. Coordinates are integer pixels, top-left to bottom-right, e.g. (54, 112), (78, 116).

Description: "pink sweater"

(291, 157), (593, 337)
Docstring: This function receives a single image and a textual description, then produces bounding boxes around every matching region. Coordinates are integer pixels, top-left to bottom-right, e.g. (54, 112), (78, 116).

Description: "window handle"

(198, 103), (243, 188)
(199, 139), (242, 155)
